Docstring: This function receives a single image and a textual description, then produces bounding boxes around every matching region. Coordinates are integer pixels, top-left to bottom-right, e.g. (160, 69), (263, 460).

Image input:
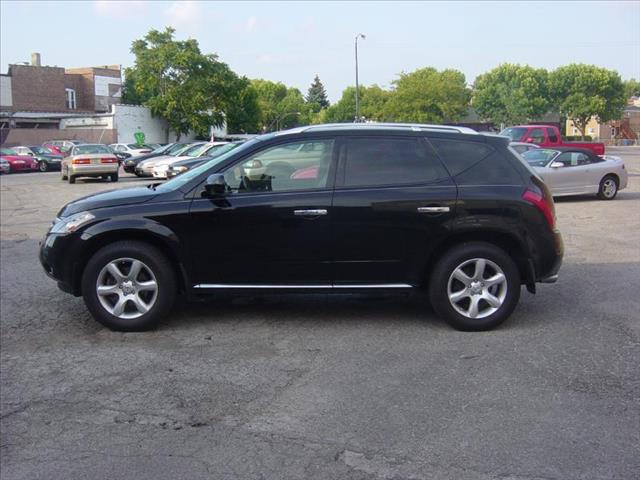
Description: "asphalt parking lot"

(1, 148), (639, 480)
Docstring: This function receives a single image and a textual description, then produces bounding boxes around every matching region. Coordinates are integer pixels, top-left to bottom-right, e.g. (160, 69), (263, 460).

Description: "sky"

(1, 0), (639, 102)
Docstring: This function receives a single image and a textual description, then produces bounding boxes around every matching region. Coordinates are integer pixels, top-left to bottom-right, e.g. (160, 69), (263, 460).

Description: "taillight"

(523, 176), (556, 230)
(72, 158), (91, 165)
(100, 158), (118, 164)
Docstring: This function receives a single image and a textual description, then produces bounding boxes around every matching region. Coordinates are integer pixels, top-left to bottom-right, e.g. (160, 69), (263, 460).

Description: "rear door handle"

(417, 206), (450, 213)
(294, 209), (328, 216)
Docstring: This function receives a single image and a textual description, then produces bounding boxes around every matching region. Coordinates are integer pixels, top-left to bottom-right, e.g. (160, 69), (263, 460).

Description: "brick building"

(0, 53), (122, 116)
(0, 53), (122, 144)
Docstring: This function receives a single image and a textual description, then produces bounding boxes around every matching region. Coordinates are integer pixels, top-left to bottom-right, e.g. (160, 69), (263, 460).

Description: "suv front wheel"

(429, 242), (521, 331)
(81, 241), (177, 331)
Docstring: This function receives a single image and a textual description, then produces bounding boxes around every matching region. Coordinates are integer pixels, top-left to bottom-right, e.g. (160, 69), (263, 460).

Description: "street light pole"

(354, 33), (365, 123)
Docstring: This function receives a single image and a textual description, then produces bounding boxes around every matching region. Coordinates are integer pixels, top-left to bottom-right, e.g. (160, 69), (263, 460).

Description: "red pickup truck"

(500, 125), (605, 156)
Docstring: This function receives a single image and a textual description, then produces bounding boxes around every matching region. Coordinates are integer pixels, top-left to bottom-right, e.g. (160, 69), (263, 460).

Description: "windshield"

(185, 143), (214, 157)
(73, 144), (112, 155)
(1, 148), (17, 155)
(30, 146), (51, 155)
(155, 139), (260, 193)
(127, 143), (152, 149)
(500, 127), (528, 142)
(170, 143), (199, 156)
(180, 143), (207, 156)
(522, 149), (559, 167)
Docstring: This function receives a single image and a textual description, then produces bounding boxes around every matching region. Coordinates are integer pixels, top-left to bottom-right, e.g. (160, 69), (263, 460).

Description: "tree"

(472, 64), (550, 126)
(383, 68), (470, 123)
(549, 64), (626, 139)
(124, 27), (242, 140)
(624, 78), (640, 98)
(251, 79), (308, 131)
(323, 85), (391, 123)
(306, 75), (330, 111)
(224, 78), (261, 133)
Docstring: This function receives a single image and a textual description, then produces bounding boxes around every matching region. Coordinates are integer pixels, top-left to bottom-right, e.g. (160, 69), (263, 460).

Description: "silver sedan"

(521, 148), (628, 200)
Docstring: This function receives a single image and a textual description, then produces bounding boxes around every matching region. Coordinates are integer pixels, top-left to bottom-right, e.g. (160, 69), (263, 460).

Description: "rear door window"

(341, 137), (448, 188)
(430, 138), (522, 185)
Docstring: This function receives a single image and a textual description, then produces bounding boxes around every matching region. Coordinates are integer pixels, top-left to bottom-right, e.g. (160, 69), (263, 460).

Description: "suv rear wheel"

(429, 242), (520, 331)
(81, 241), (176, 331)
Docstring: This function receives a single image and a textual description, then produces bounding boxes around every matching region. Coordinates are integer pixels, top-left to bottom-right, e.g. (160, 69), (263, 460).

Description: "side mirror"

(525, 137), (534, 143)
(204, 173), (227, 197)
(550, 161), (564, 168)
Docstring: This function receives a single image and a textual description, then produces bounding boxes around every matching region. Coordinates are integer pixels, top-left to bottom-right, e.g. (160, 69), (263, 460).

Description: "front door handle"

(417, 206), (450, 213)
(294, 209), (328, 216)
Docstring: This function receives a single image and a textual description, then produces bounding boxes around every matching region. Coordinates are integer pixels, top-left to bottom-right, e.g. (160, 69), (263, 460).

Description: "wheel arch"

(71, 225), (189, 296)
(420, 230), (534, 291)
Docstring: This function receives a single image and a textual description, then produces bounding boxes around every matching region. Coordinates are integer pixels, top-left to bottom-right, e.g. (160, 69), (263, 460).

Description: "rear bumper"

(69, 164), (118, 177)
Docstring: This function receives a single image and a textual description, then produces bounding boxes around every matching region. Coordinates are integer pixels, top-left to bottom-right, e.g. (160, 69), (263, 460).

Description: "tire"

(81, 241), (177, 331)
(110, 172), (119, 182)
(597, 175), (618, 200)
(39, 161), (48, 172)
(68, 174), (76, 184)
(428, 242), (521, 331)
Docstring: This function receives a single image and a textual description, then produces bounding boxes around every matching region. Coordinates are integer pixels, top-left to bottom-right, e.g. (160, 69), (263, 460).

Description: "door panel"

(331, 183), (457, 284)
(189, 191), (333, 285)
(188, 138), (336, 286)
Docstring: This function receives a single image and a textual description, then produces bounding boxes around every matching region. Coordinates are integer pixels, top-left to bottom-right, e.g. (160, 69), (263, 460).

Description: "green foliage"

(323, 85), (392, 123)
(549, 64), (626, 138)
(384, 68), (470, 123)
(251, 79), (308, 131)
(125, 27), (243, 139)
(306, 75), (330, 111)
(224, 78), (261, 133)
(473, 64), (550, 125)
(624, 78), (640, 98)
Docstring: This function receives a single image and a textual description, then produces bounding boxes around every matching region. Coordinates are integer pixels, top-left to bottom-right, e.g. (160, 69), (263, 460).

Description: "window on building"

(65, 88), (76, 110)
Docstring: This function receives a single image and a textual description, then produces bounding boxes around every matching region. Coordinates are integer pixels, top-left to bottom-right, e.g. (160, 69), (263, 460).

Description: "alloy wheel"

(602, 178), (617, 199)
(96, 258), (158, 319)
(447, 258), (508, 319)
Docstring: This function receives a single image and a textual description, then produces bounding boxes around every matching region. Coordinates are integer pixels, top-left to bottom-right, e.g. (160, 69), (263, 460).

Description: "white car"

(136, 143), (205, 177)
(510, 142), (539, 155)
(522, 147), (628, 200)
(150, 142), (229, 179)
(109, 143), (154, 157)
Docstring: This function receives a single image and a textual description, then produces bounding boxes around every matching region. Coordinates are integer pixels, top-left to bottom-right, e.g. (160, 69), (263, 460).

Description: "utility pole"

(354, 33), (365, 122)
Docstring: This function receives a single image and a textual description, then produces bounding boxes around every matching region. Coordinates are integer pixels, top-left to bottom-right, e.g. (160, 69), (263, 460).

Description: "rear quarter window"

(429, 138), (522, 186)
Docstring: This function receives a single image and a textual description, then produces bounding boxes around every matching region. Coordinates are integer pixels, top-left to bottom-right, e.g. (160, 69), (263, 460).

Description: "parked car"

(13, 145), (64, 172)
(0, 148), (38, 172)
(60, 144), (120, 184)
(165, 143), (244, 179)
(151, 142), (229, 179)
(112, 151), (132, 164)
(40, 123), (563, 332)
(164, 157), (208, 179)
(43, 140), (87, 157)
(522, 147), (628, 200)
(109, 143), (154, 157)
(510, 142), (539, 155)
(500, 125), (605, 156)
(123, 143), (187, 174)
(135, 142), (205, 177)
(0, 158), (10, 174)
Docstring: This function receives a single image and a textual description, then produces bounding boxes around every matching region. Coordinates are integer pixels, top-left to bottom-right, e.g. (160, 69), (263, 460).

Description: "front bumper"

(39, 232), (83, 296)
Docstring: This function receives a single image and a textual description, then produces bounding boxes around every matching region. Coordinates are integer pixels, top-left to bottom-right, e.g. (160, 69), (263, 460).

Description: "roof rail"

(276, 123), (478, 135)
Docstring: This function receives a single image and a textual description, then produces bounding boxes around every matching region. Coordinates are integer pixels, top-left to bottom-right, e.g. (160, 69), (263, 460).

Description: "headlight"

(50, 211), (95, 234)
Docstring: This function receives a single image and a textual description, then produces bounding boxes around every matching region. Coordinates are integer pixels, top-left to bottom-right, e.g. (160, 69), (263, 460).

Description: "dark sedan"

(13, 145), (64, 172)
(122, 143), (189, 174)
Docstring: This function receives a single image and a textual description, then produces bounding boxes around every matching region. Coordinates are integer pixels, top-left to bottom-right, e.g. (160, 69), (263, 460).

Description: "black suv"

(40, 124), (563, 331)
